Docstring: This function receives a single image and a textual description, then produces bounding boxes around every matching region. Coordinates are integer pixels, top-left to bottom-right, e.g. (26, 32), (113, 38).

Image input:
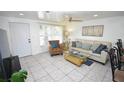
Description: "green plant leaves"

(10, 70), (28, 82)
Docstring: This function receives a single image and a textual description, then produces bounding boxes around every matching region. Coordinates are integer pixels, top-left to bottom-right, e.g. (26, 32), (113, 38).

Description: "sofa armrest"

(60, 43), (63, 49)
(100, 51), (108, 62)
(101, 50), (108, 56)
(48, 45), (52, 51)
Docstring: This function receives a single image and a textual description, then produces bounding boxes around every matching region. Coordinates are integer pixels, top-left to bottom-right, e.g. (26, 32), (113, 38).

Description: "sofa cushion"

(52, 48), (61, 51)
(91, 52), (101, 57)
(71, 47), (91, 54)
(93, 44), (107, 54)
(82, 43), (92, 50)
(72, 41), (76, 47)
(76, 41), (82, 48)
(90, 44), (100, 51)
(51, 41), (59, 48)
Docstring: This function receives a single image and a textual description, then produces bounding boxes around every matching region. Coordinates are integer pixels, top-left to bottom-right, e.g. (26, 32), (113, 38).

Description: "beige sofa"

(70, 39), (112, 64)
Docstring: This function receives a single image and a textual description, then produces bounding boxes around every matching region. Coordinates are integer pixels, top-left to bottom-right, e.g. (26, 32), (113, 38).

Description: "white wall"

(0, 16), (63, 56)
(0, 29), (10, 58)
(0, 17), (11, 55)
(67, 16), (124, 45)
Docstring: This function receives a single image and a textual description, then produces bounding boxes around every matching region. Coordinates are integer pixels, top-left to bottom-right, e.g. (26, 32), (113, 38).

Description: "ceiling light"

(64, 15), (69, 18)
(94, 14), (98, 17)
(38, 11), (44, 19)
(19, 13), (24, 16)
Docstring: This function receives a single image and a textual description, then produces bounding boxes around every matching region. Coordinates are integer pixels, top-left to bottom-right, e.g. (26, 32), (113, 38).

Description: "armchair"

(48, 40), (63, 56)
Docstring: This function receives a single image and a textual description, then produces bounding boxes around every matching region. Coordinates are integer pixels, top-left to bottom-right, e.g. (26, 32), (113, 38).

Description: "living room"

(0, 11), (124, 82)
(1, 0), (124, 92)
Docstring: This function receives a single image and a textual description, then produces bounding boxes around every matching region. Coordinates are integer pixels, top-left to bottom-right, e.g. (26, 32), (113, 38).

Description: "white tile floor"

(20, 52), (112, 82)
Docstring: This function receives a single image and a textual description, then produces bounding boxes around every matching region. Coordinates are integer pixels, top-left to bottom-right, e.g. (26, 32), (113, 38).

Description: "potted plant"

(10, 70), (28, 82)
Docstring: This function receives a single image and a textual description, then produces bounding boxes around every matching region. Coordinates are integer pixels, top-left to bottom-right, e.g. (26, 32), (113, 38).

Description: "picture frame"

(82, 25), (104, 37)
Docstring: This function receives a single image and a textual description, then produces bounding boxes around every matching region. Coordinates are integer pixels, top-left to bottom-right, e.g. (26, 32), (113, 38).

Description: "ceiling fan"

(64, 16), (83, 22)
(38, 11), (51, 19)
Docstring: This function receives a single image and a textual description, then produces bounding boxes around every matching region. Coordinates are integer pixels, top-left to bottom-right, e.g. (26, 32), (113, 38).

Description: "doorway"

(9, 22), (32, 57)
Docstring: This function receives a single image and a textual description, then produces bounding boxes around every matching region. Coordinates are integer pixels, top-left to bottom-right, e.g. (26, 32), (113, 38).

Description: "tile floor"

(20, 52), (112, 82)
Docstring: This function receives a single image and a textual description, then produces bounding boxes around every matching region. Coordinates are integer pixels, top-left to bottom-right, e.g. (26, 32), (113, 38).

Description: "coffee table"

(64, 52), (87, 66)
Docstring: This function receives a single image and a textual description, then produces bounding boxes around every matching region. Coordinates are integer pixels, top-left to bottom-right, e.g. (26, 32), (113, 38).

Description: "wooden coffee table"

(64, 53), (87, 67)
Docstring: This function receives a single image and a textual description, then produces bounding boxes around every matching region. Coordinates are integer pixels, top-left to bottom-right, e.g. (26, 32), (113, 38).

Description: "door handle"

(28, 39), (31, 43)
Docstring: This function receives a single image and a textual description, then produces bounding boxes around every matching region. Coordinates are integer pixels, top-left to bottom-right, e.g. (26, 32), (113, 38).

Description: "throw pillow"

(82, 43), (92, 50)
(76, 41), (82, 48)
(72, 41), (76, 47)
(93, 44), (107, 54)
(51, 41), (58, 48)
(90, 44), (100, 51)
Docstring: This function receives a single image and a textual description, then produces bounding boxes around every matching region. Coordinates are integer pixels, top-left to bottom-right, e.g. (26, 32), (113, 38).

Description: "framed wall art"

(82, 25), (104, 37)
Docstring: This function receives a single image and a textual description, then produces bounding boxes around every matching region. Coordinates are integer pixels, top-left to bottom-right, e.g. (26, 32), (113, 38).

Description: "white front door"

(9, 22), (32, 57)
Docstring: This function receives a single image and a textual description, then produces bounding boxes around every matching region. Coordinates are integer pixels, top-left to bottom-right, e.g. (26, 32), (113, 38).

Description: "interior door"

(9, 22), (32, 57)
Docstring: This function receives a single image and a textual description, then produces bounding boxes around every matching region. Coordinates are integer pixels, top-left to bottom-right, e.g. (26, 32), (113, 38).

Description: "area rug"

(85, 60), (93, 66)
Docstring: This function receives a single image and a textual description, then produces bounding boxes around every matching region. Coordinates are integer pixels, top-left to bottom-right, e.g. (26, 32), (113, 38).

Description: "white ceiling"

(0, 11), (124, 22)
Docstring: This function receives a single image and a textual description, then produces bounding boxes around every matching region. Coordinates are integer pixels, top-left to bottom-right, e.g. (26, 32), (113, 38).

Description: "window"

(39, 25), (63, 46)
(39, 25), (46, 46)
(47, 26), (63, 43)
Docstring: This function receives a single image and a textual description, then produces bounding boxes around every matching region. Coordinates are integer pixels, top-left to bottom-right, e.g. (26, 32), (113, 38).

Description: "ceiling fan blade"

(69, 17), (72, 22)
(71, 20), (82, 21)
(69, 17), (83, 22)
(69, 19), (83, 22)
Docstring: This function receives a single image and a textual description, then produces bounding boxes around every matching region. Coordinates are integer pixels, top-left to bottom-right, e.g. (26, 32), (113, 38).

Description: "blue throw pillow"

(51, 41), (58, 48)
(93, 44), (107, 54)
